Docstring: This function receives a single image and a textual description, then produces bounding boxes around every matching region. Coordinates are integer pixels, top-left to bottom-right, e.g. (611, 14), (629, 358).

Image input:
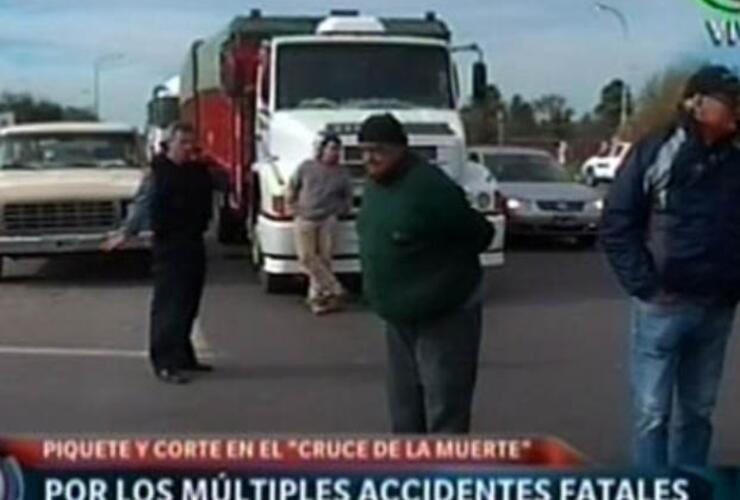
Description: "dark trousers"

(385, 300), (483, 434)
(149, 239), (206, 371)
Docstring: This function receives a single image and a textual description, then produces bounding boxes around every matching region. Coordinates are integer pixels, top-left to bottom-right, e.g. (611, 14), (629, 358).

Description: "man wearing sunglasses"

(356, 113), (494, 434)
(602, 65), (740, 466)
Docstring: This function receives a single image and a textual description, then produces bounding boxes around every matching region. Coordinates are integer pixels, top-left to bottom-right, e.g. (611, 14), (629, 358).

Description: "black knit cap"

(684, 65), (740, 107)
(358, 113), (408, 146)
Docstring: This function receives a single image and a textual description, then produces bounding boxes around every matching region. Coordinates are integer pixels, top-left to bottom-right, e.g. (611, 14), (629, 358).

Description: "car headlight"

(475, 192), (492, 211)
(506, 198), (531, 211)
(591, 199), (605, 211)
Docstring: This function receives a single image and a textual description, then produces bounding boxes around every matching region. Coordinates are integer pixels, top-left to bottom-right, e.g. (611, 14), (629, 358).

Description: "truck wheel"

(250, 230), (262, 272)
(259, 269), (293, 294)
(217, 203), (247, 244)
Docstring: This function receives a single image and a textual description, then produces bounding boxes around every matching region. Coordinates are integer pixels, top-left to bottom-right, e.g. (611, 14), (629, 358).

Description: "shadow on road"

(2, 253), (152, 286)
(484, 236), (620, 306)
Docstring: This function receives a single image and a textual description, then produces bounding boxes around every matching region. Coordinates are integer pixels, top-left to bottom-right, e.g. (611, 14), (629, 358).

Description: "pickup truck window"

(0, 133), (141, 170)
(276, 43), (453, 110)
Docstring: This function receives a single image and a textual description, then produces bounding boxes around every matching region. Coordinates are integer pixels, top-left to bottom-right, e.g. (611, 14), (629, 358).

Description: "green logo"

(697, 0), (740, 15)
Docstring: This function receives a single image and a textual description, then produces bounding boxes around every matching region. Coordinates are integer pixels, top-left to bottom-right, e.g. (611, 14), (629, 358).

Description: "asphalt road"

(1, 238), (738, 466)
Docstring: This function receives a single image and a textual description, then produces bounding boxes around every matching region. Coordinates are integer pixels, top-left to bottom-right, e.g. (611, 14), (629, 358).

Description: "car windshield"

(482, 153), (570, 183)
(0, 132), (141, 170)
(276, 42), (453, 110)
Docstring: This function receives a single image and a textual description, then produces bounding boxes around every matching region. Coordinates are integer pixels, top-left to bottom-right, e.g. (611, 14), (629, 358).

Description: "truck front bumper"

(0, 232), (152, 257)
(257, 213), (505, 275)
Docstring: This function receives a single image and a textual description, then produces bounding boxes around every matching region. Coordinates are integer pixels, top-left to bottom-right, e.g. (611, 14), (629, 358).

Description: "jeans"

(385, 287), (483, 434)
(630, 298), (735, 466)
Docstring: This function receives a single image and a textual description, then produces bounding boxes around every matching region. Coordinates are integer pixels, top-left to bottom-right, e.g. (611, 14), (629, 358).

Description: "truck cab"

(0, 122), (150, 279)
(181, 11), (506, 291)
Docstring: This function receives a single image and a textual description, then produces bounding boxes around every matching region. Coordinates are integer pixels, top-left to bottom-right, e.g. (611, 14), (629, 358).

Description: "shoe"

(310, 300), (331, 315)
(154, 368), (190, 384)
(326, 295), (344, 311)
(182, 362), (213, 372)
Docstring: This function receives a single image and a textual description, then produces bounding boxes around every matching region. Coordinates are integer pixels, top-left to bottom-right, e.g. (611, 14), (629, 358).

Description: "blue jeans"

(630, 298), (735, 466)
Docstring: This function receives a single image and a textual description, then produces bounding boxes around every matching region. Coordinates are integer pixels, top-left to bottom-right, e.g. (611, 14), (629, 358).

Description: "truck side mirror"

(472, 62), (488, 102)
(147, 97), (180, 127)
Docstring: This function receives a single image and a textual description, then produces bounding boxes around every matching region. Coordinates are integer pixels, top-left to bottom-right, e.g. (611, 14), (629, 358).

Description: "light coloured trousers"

(294, 216), (344, 302)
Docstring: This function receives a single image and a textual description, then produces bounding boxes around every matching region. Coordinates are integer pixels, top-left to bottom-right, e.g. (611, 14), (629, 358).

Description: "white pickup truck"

(0, 122), (150, 279)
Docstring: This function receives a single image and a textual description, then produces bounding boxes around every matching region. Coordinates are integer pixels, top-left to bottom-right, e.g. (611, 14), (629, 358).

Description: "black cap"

(684, 65), (740, 108)
(358, 114), (408, 146)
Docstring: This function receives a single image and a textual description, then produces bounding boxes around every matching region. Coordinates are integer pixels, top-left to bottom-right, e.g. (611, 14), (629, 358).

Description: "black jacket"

(601, 121), (740, 303)
(150, 155), (213, 243)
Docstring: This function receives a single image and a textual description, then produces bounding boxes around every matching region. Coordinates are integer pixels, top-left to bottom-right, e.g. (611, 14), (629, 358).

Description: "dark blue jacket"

(601, 121), (740, 303)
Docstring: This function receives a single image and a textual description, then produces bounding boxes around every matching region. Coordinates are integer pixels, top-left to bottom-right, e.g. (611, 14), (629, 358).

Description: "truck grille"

(2, 201), (119, 235)
(341, 146), (438, 177)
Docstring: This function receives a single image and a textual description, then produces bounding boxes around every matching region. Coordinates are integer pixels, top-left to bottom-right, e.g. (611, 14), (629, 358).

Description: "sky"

(0, 0), (736, 127)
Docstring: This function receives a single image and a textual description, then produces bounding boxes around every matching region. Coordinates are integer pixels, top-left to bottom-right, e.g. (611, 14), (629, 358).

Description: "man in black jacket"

(601, 65), (740, 466)
(104, 122), (215, 384)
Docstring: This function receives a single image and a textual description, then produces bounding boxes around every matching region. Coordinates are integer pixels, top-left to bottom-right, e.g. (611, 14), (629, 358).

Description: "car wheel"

(0, 256), (4, 281)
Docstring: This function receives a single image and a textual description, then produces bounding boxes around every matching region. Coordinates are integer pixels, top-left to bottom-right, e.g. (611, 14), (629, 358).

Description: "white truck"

(580, 140), (632, 186)
(145, 76), (180, 159)
(172, 10), (506, 291)
(0, 122), (150, 279)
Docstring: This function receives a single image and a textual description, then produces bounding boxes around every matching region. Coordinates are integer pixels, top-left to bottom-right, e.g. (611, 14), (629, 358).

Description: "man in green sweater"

(357, 114), (494, 433)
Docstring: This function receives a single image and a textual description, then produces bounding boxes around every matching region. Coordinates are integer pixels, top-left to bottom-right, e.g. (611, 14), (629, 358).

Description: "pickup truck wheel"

(217, 203), (247, 244)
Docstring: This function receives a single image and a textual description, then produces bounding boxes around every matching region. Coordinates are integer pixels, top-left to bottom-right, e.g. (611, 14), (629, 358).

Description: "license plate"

(552, 216), (578, 227)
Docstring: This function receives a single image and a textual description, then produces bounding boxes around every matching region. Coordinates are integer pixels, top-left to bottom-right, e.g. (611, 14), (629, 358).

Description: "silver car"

(469, 146), (603, 246)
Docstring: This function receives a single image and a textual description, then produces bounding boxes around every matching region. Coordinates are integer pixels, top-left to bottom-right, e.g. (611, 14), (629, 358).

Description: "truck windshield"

(0, 133), (141, 170)
(276, 43), (453, 110)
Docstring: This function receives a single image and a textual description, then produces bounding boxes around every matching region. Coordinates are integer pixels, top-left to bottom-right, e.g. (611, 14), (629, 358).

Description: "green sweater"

(358, 154), (494, 324)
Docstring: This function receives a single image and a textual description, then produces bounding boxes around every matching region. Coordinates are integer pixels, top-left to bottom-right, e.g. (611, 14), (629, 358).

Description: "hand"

(101, 232), (127, 252)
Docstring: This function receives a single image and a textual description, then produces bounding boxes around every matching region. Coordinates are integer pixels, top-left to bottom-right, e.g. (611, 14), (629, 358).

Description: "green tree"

(533, 94), (575, 140)
(594, 79), (633, 135)
(507, 94), (538, 138)
(461, 84), (505, 145)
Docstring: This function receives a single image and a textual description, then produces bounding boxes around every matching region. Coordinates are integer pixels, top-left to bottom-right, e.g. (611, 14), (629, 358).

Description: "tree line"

(0, 92), (96, 124)
(462, 64), (698, 165)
